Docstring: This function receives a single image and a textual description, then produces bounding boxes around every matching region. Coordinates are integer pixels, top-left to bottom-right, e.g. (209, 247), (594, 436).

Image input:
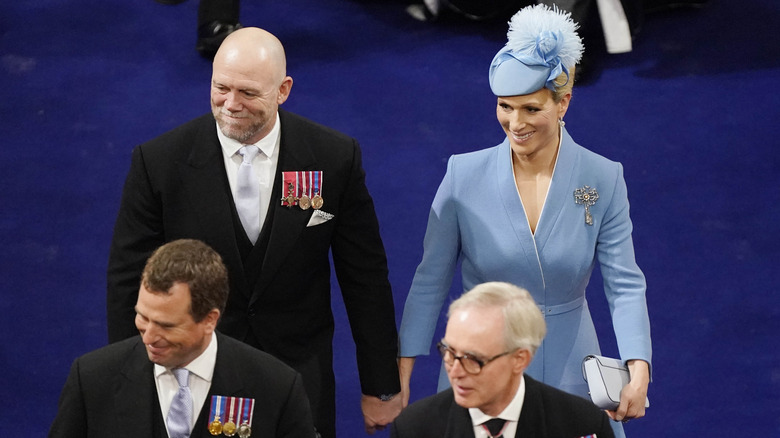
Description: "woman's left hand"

(606, 359), (650, 422)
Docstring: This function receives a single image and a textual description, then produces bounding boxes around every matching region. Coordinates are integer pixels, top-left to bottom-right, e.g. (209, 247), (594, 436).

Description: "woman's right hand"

(398, 357), (416, 408)
(606, 359), (650, 422)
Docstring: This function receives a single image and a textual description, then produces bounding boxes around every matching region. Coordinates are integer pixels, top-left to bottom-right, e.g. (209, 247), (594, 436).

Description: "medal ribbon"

(227, 397), (236, 424)
(281, 172), (294, 206)
(209, 395), (223, 423)
(242, 398), (255, 427)
(299, 171), (308, 198)
(313, 171), (322, 196)
(280, 171), (323, 205)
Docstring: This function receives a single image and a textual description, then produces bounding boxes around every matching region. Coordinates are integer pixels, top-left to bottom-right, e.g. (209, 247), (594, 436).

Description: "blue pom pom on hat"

(489, 4), (584, 97)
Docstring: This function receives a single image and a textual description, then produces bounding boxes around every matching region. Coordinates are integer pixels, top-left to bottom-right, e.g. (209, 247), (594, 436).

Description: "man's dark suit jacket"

(390, 375), (615, 438)
(48, 333), (314, 438)
(106, 109), (400, 436)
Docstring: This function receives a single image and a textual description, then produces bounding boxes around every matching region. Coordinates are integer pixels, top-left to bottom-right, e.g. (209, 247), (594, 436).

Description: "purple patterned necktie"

(167, 368), (192, 438)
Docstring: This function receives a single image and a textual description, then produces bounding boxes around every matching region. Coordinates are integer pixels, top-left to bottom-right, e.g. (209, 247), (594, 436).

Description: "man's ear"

(277, 76), (293, 105)
(202, 309), (221, 332)
(512, 349), (532, 374)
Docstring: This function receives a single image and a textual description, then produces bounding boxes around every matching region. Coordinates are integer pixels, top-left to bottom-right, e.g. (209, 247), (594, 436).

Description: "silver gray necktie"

(236, 145), (261, 244)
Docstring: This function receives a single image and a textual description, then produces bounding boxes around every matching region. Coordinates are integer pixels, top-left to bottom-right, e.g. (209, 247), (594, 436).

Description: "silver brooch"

(574, 186), (599, 226)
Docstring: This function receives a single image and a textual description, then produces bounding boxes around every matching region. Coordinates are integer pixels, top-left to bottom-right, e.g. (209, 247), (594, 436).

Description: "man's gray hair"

(448, 282), (546, 354)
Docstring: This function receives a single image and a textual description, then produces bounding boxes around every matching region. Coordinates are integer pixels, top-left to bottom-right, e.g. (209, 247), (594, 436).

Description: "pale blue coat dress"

(399, 129), (652, 437)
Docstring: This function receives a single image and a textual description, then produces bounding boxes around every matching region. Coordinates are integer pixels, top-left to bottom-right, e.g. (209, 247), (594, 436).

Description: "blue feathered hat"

(489, 4), (584, 96)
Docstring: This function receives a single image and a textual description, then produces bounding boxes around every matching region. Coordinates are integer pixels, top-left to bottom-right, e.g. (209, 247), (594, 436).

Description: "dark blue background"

(1, 0), (778, 436)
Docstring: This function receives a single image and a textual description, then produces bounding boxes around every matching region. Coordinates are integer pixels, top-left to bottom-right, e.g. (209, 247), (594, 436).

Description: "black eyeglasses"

(437, 341), (514, 375)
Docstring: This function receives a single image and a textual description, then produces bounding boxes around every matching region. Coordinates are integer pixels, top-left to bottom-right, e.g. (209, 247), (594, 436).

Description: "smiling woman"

(497, 88), (569, 161)
(397, 5), (652, 438)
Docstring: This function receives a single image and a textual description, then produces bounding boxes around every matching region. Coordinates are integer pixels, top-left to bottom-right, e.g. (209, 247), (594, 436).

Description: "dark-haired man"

(51, 239), (314, 438)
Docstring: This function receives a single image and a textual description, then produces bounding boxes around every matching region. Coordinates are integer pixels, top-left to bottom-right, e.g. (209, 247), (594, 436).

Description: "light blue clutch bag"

(582, 355), (650, 410)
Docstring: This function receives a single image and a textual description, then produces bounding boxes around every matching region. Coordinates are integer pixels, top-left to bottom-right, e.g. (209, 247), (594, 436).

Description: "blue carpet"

(1, 0), (778, 436)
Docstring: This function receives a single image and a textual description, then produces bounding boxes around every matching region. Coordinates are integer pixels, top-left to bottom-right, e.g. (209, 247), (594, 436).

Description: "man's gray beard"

(216, 117), (264, 144)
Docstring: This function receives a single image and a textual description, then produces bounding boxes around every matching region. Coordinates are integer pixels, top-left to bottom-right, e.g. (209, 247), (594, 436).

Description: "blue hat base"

(489, 51), (551, 96)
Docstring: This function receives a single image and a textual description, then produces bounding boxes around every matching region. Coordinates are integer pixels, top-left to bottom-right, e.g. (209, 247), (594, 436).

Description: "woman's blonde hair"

(551, 66), (576, 103)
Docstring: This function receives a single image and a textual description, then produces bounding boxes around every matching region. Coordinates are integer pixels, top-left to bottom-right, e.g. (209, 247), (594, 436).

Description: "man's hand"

(606, 359), (650, 422)
(361, 394), (403, 434)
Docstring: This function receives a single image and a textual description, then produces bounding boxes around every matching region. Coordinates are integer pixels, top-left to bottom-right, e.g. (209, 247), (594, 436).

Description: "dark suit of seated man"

(391, 282), (614, 438)
(49, 239), (315, 438)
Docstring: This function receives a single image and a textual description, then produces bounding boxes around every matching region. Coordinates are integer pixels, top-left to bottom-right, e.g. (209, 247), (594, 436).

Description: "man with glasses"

(391, 282), (614, 438)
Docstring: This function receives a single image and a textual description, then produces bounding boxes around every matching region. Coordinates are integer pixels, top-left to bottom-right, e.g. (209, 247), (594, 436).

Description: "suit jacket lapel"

(208, 334), (246, 396)
(176, 118), (251, 299)
(533, 128), (578, 254)
(517, 376), (548, 437)
(111, 336), (249, 438)
(445, 397), (478, 438)
(115, 339), (160, 437)
(193, 334), (245, 437)
(439, 377), (556, 438)
(253, 110), (316, 297)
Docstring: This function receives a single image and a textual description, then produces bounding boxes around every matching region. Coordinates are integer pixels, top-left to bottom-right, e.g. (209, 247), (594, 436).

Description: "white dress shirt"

(155, 332), (218, 436)
(217, 112), (281, 234)
(469, 376), (526, 438)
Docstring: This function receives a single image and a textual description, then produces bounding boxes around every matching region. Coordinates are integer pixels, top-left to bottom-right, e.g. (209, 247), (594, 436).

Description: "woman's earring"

(558, 118), (565, 127)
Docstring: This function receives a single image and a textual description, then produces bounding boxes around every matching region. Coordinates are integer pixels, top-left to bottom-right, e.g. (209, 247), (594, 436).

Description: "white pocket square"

(306, 210), (334, 227)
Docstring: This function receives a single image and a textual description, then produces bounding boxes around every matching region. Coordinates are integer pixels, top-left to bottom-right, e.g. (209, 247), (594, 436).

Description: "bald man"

(108, 27), (402, 437)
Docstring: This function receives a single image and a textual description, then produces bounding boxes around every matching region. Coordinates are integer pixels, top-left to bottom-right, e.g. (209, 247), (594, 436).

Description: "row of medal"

(281, 171), (324, 210)
(208, 395), (255, 437)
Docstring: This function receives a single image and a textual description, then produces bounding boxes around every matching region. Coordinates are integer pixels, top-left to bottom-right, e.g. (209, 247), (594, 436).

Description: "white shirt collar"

(469, 375), (526, 425)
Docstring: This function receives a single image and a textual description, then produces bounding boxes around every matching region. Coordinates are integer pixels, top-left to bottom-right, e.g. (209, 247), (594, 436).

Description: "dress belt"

(539, 295), (585, 316)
